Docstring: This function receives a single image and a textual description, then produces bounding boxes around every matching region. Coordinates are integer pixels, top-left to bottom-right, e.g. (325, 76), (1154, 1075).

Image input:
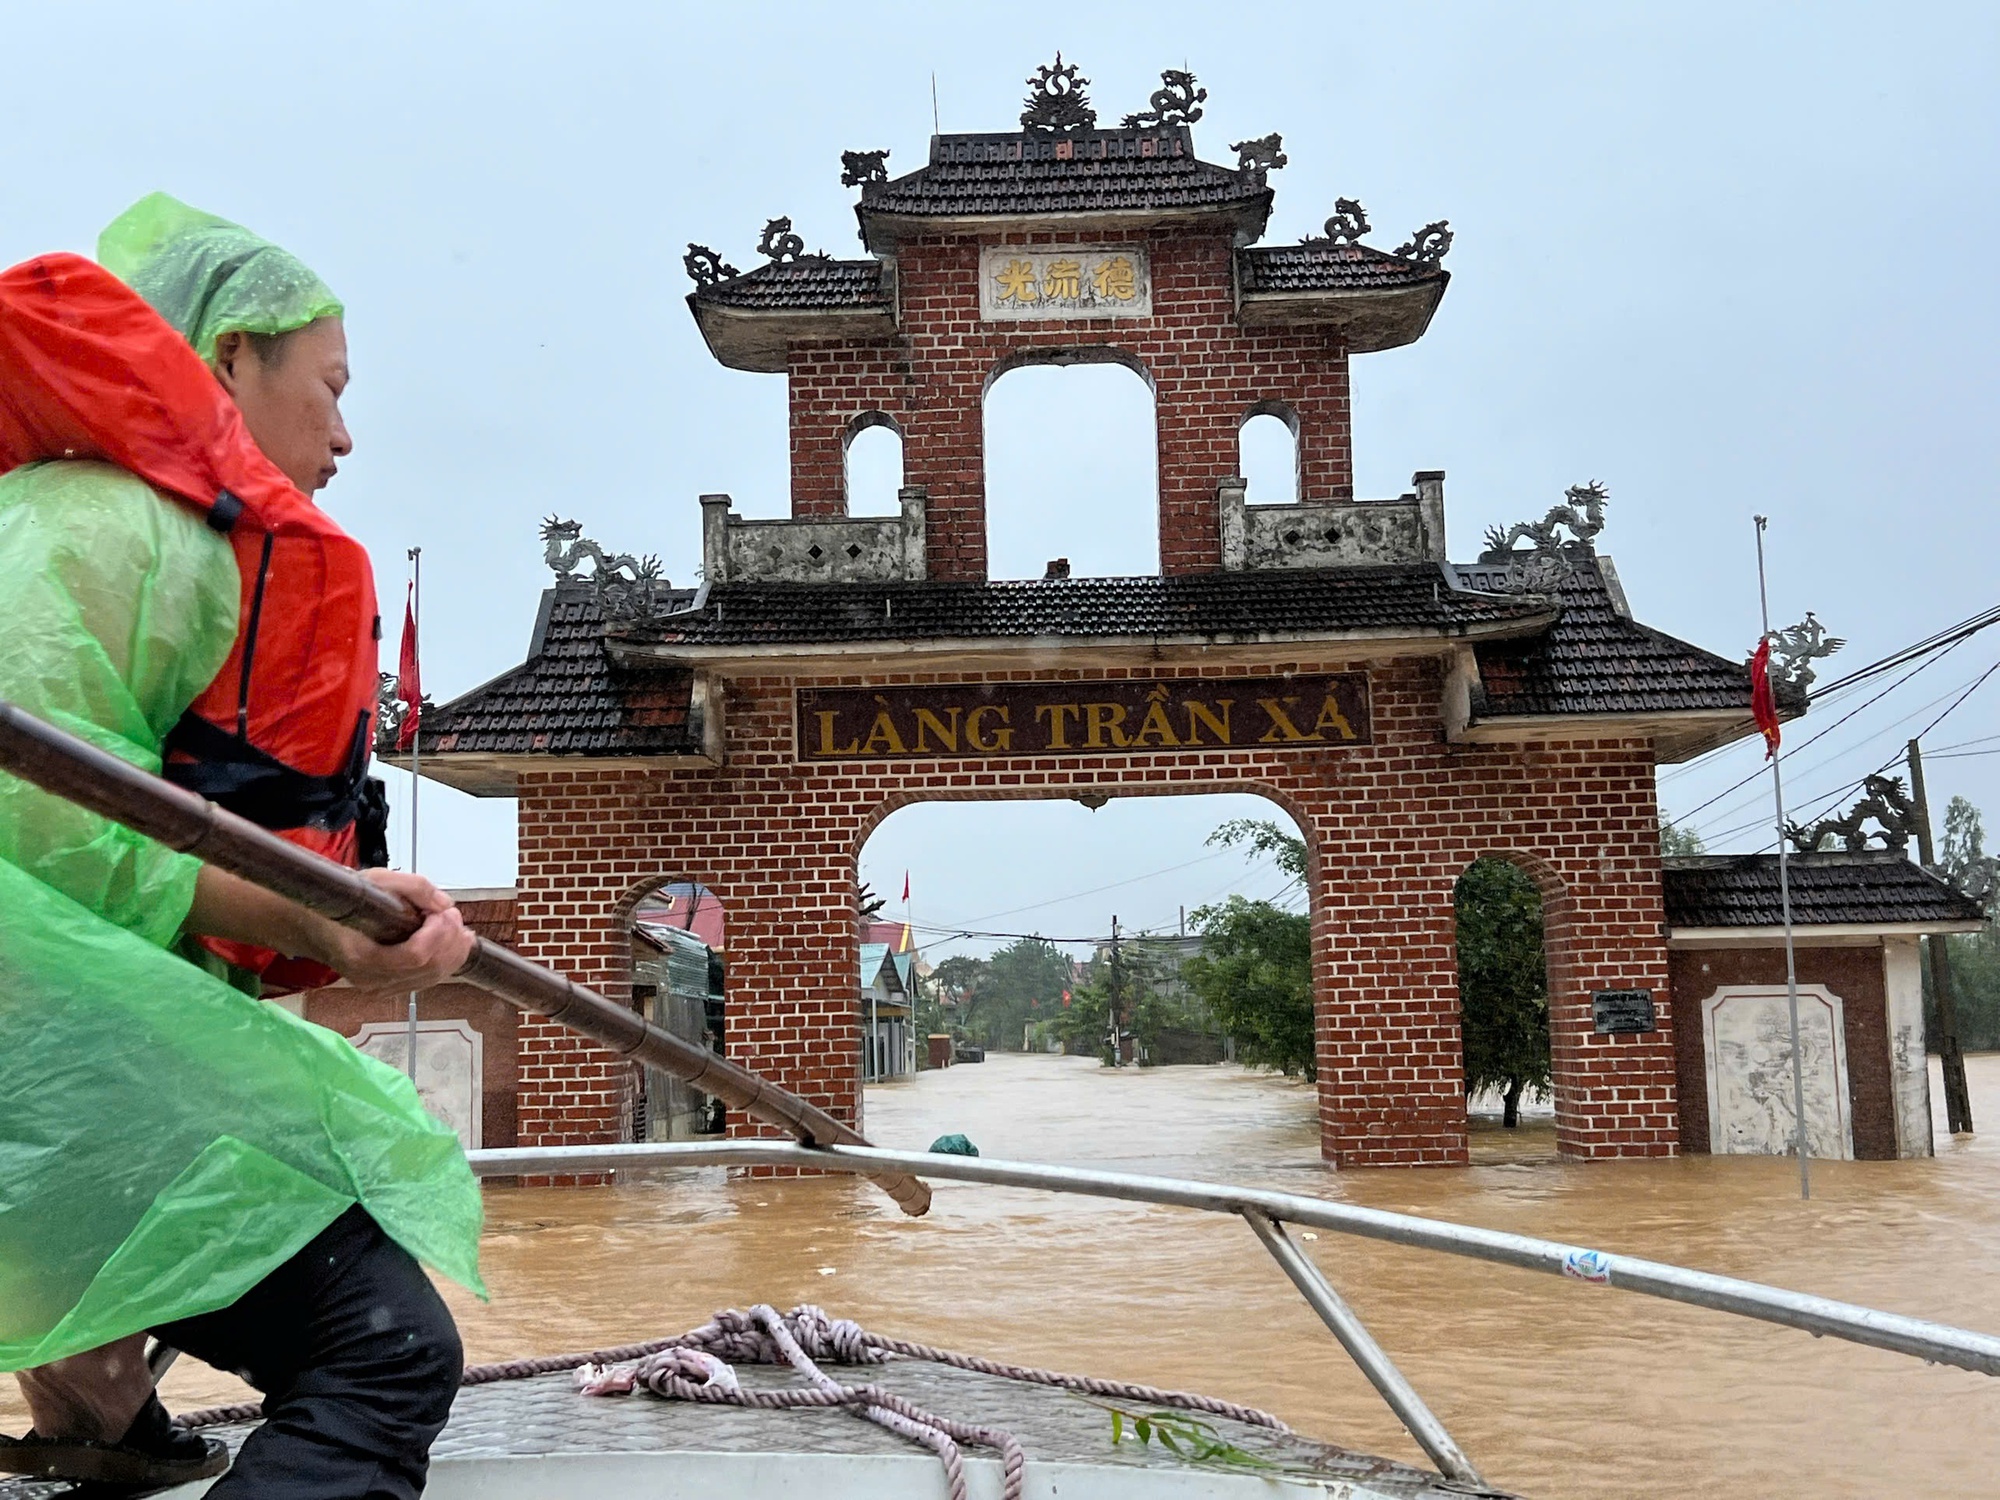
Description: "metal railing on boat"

(467, 1139), (2000, 1489)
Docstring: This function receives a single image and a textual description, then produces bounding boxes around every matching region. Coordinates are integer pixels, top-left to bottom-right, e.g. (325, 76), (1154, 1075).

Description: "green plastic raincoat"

(0, 198), (483, 1374)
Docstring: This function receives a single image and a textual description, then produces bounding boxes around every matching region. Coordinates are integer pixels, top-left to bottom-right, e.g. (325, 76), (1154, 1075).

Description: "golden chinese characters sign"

(978, 245), (1152, 321)
(796, 675), (1371, 761)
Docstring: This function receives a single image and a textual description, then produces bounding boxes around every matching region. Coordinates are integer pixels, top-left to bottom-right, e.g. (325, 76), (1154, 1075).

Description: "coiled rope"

(174, 1304), (1286, 1500)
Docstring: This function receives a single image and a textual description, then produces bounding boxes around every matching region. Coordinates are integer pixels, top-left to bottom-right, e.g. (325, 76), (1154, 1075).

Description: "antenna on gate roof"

(932, 72), (941, 135)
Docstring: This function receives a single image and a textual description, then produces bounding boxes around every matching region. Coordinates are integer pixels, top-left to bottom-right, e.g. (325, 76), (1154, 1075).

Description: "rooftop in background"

(855, 124), (1272, 251)
(1663, 851), (1986, 934)
(685, 61), (1452, 369)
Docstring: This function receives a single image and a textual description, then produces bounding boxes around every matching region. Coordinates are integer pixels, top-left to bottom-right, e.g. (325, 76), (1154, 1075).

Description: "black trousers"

(154, 1206), (463, 1499)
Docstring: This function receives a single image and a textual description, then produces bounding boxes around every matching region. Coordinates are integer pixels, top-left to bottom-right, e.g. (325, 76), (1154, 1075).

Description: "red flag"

(901, 870), (910, 902)
(1750, 637), (1780, 759)
(396, 582), (422, 752)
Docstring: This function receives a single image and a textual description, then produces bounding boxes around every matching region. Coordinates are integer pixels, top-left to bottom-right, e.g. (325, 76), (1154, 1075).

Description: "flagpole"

(405, 546), (422, 1085)
(1756, 516), (1811, 1200)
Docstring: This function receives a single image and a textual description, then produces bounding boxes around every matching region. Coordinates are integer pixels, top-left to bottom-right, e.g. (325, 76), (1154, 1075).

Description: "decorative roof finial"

(538, 516), (669, 619)
(1786, 773), (1915, 854)
(1767, 612), (1846, 693)
(757, 216), (806, 263)
(840, 149), (890, 187)
(1121, 68), (1206, 128)
(1477, 481), (1610, 591)
(683, 244), (741, 286)
(1021, 53), (1097, 132)
(1394, 220), (1454, 264)
(1229, 133), (1287, 186)
(1304, 198), (1370, 246)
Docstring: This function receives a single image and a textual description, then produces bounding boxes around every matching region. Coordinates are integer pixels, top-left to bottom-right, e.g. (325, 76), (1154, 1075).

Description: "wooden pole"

(0, 698), (932, 1216)
(1908, 737), (1975, 1134)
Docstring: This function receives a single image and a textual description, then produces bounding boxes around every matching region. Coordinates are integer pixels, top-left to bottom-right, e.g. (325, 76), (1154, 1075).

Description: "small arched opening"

(1454, 856), (1554, 1138)
(626, 880), (729, 1140)
(983, 349), (1159, 579)
(1239, 403), (1300, 504)
(844, 411), (904, 517)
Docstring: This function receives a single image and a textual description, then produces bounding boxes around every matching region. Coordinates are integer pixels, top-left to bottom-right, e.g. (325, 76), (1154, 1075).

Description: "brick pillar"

(719, 850), (863, 1140)
(1541, 846), (1679, 1158)
(1312, 851), (1470, 1166)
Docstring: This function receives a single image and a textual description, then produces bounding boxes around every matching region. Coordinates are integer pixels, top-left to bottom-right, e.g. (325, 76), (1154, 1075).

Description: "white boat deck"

(0, 1357), (1520, 1498)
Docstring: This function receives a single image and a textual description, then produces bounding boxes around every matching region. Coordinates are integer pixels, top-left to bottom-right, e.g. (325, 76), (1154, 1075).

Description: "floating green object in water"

(928, 1134), (979, 1157)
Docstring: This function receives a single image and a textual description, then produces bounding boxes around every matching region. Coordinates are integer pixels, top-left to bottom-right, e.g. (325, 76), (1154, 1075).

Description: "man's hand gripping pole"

(0, 698), (932, 1217)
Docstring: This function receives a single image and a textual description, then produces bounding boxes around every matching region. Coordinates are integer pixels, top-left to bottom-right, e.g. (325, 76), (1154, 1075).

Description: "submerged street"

(22, 1051), (1985, 1498)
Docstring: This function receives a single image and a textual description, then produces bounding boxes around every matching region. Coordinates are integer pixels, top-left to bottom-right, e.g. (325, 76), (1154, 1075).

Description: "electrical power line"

(1657, 601), (2000, 786)
(1683, 661), (1991, 839)
(1674, 640), (1972, 832)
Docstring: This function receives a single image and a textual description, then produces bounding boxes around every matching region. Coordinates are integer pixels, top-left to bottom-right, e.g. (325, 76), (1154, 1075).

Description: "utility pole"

(1107, 915), (1124, 1067)
(1909, 737), (1974, 1134)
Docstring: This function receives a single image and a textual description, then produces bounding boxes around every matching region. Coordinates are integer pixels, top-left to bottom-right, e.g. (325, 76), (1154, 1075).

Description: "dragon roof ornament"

(1475, 481), (1609, 592)
(1786, 773), (1918, 855)
(683, 244), (741, 286)
(1394, 221), (1453, 265)
(1302, 198), (1370, 246)
(1121, 69), (1206, 128)
(840, 149), (890, 187)
(1230, 133), (1287, 186)
(540, 516), (671, 620)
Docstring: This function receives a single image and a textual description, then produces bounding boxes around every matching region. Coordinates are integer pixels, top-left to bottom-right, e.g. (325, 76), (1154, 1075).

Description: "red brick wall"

(513, 655), (1676, 1167)
(785, 230), (1354, 578)
(1668, 946), (1896, 1161)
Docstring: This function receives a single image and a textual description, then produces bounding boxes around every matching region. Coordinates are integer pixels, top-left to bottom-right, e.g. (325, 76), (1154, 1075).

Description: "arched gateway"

(399, 64), (1780, 1167)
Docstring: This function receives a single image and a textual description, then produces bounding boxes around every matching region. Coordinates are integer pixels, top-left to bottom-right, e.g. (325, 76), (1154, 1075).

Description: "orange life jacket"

(0, 251), (385, 989)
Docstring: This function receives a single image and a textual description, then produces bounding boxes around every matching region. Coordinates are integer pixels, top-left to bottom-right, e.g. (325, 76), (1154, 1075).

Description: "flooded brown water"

(15, 1052), (2000, 1497)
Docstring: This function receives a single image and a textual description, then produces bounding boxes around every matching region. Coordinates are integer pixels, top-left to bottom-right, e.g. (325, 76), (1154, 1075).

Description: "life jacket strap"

(162, 711), (371, 834)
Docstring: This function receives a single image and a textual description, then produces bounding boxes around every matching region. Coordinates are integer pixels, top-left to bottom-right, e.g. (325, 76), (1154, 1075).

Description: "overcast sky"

(6, 3), (1995, 960)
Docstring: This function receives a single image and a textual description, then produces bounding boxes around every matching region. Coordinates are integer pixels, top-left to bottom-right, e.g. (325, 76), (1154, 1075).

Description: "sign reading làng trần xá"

(796, 675), (1370, 761)
(979, 245), (1152, 321)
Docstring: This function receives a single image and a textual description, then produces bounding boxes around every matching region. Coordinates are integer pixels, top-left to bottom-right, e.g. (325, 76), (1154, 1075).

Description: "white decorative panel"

(1702, 986), (1852, 1160)
(1881, 937), (1934, 1158)
(978, 245), (1152, 320)
(354, 1019), (484, 1150)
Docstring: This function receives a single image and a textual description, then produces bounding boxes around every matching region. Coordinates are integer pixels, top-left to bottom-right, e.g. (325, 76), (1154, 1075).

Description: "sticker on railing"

(1561, 1249), (1613, 1284)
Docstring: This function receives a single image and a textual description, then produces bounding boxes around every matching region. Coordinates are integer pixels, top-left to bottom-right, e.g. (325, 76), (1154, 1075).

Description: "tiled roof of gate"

(1238, 242), (1447, 294)
(692, 258), (889, 312)
(420, 583), (700, 757)
(1663, 852), (1985, 929)
(1460, 556), (1759, 719)
(614, 566), (1547, 647)
(857, 126), (1270, 228)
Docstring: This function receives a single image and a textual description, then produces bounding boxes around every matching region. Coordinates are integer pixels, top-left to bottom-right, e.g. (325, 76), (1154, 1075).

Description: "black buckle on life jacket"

(162, 710), (372, 834)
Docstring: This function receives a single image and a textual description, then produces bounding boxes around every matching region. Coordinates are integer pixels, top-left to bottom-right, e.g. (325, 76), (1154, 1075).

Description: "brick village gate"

(366, 63), (1973, 1167)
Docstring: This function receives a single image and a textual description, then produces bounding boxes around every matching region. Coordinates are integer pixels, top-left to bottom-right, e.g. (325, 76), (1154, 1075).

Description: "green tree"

(1927, 796), (2000, 1050)
(1183, 896), (1316, 1079)
(1054, 976), (1116, 1060)
(1454, 859), (1551, 1126)
(1659, 818), (1706, 856)
(1183, 819), (1317, 1077)
(1208, 818), (1310, 879)
(958, 936), (1073, 1051)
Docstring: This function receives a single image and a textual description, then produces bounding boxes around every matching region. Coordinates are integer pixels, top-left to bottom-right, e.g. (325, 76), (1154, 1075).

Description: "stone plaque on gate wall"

(353, 1019), (484, 1150)
(978, 245), (1152, 320)
(797, 674), (1370, 761)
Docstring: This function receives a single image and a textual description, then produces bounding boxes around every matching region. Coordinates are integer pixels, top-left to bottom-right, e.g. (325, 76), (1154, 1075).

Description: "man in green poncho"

(1, 195), (485, 1497)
